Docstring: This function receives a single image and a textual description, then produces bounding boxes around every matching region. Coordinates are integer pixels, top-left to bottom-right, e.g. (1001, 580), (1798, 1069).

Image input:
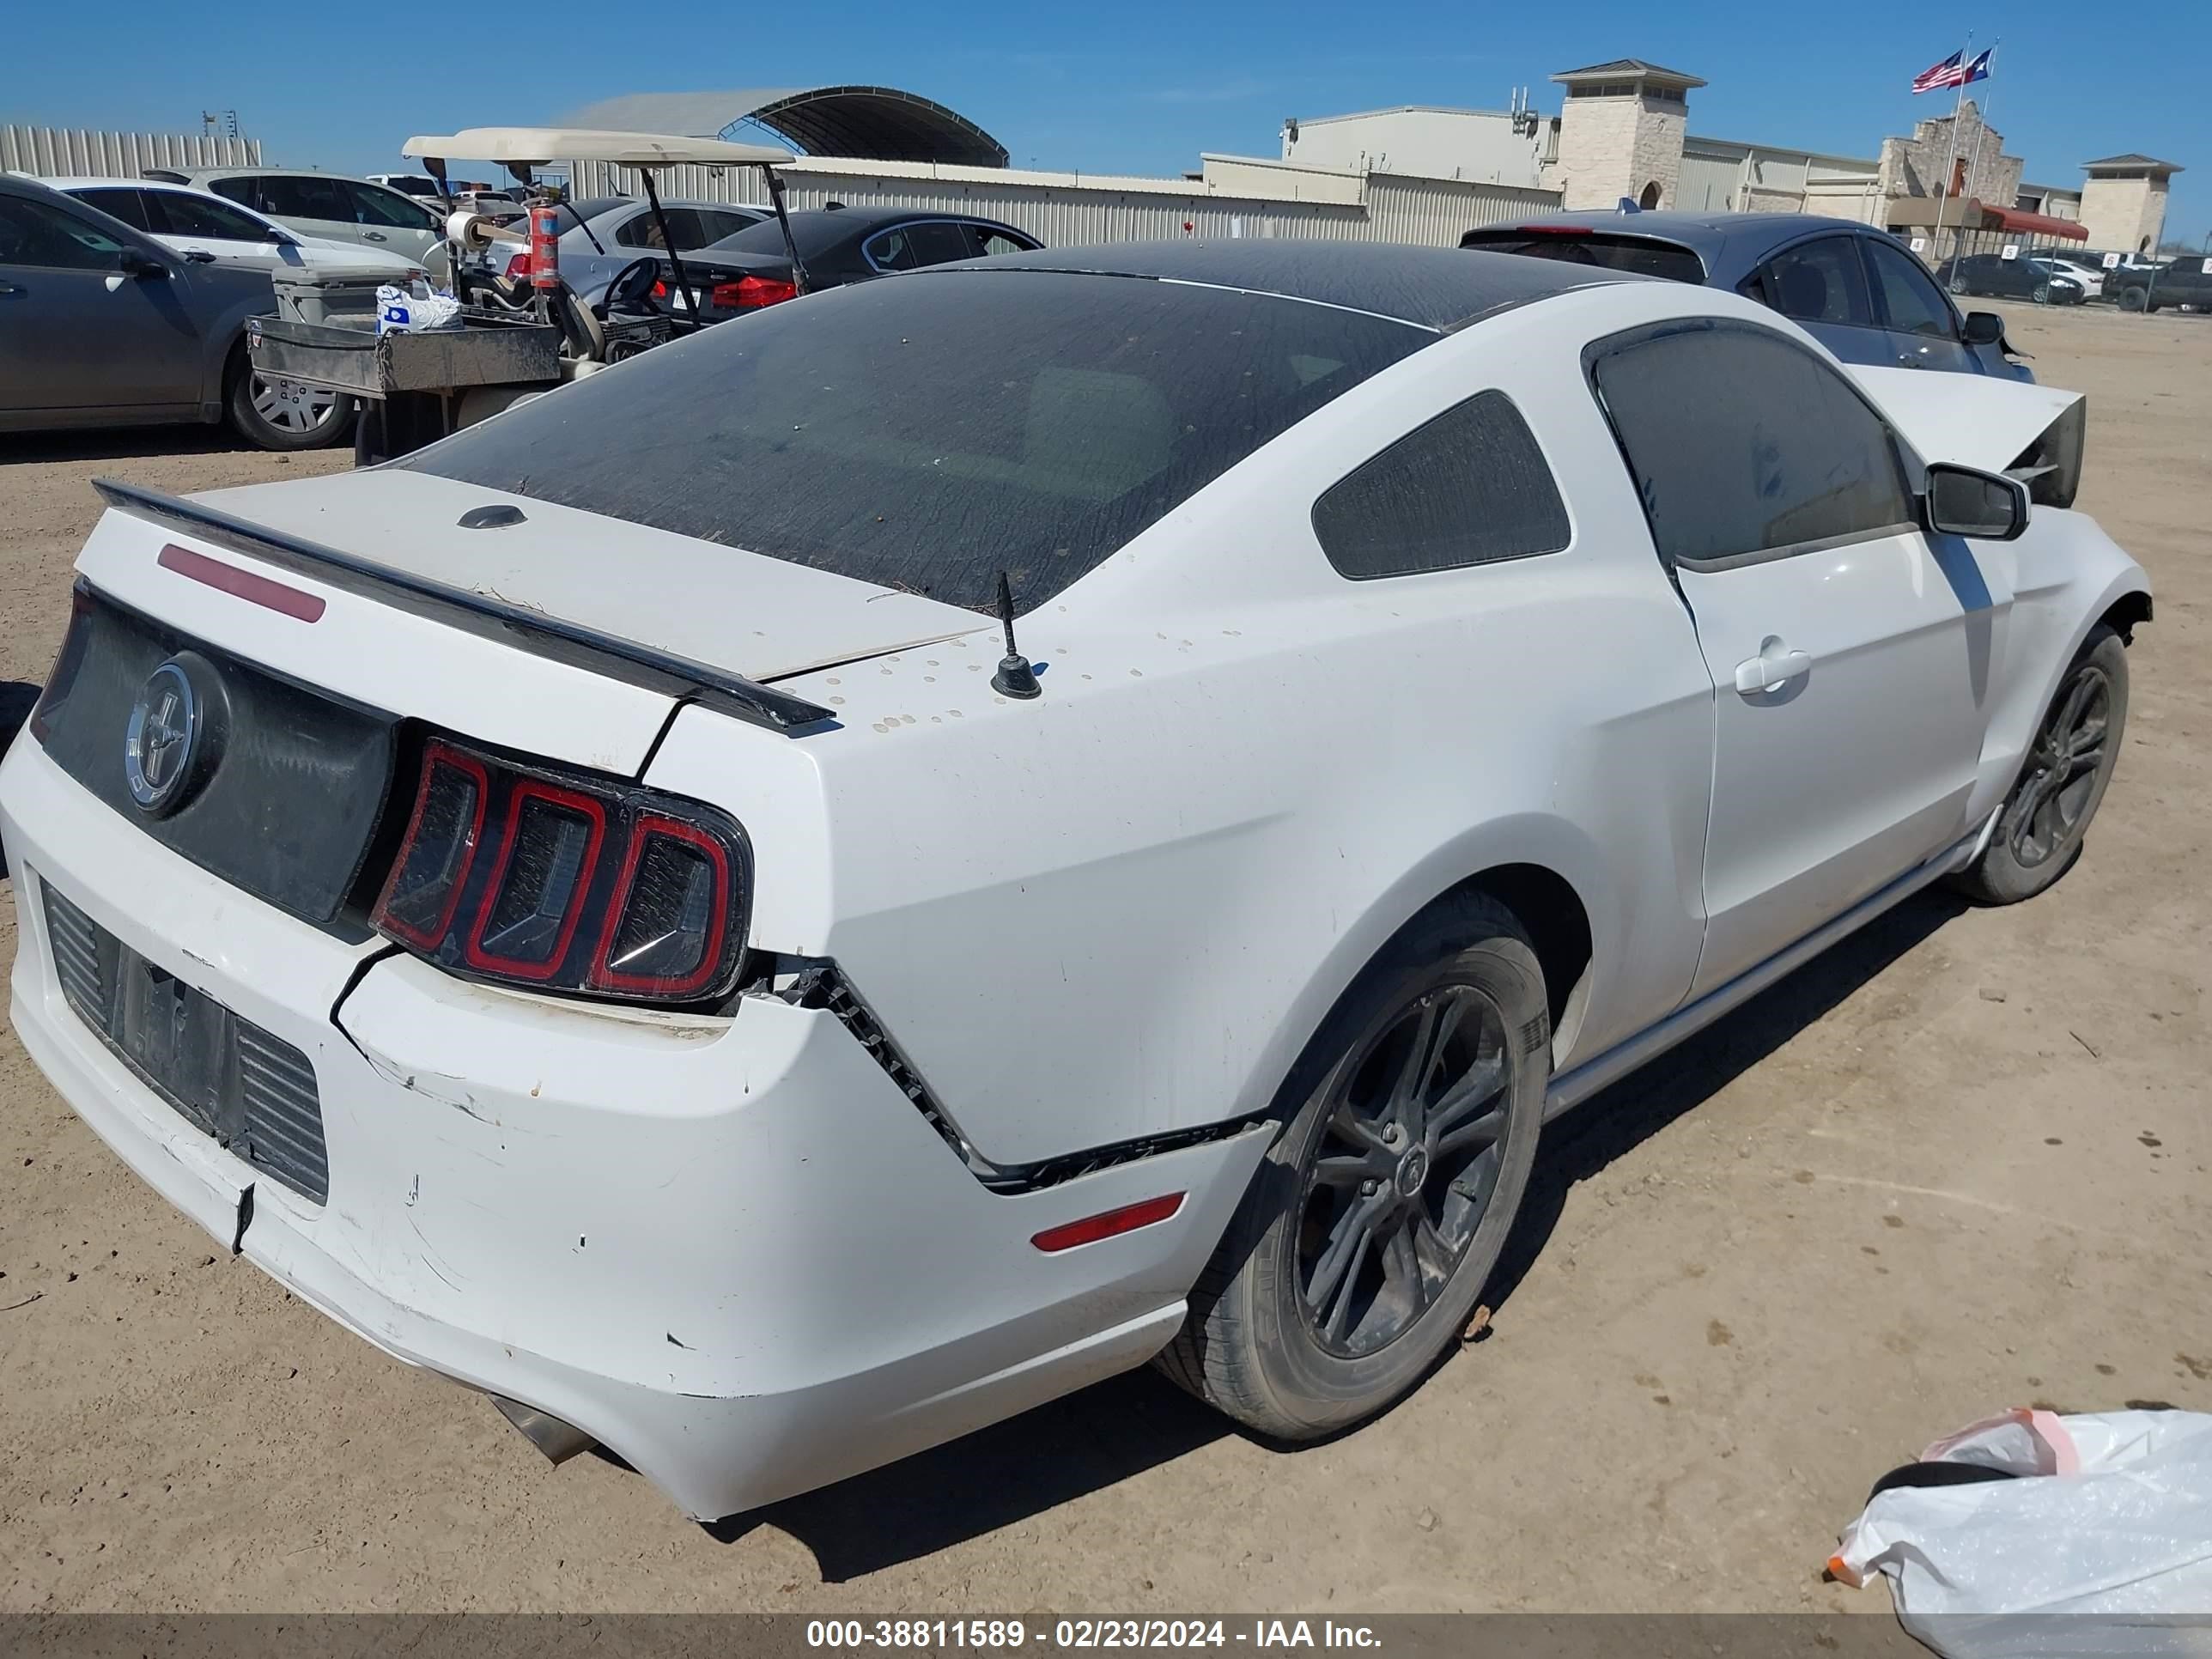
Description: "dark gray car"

(1461, 210), (2032, 381)
(0, 173), (346, 448)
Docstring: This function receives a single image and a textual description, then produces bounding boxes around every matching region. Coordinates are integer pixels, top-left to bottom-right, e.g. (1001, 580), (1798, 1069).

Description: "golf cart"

(243, 127), (808, 463)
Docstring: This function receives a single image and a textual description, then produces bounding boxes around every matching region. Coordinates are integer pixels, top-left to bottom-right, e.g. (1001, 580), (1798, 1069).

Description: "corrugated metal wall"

(3, 125), (263, 177)
(570, 157), (1558, 248)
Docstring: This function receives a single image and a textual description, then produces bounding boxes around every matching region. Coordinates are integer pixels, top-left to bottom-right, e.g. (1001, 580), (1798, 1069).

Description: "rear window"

(1462, 229), (1705, 284)
(400, 270), (1429, 613)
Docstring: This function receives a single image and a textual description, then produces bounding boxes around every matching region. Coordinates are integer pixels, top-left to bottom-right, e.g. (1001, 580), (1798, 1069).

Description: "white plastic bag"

(1832, 1408), (2212, 1656)
(375, 283), (463, 336)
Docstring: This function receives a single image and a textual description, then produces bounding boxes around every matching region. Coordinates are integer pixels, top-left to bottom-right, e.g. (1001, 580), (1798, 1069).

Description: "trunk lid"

(192, 468), (989, 685)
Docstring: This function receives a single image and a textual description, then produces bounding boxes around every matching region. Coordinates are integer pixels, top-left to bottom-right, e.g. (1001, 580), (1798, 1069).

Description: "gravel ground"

(1, 303), (2208, 1616)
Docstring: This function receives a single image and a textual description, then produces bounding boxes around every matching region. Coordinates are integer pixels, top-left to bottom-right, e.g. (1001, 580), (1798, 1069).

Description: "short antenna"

(990, 571), (1041, 700)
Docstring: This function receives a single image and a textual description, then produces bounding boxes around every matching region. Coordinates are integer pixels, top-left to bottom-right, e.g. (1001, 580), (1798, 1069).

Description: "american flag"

(1913, 49), (1967, 92)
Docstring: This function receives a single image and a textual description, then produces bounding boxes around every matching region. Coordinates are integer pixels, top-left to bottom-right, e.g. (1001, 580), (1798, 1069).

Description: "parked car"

(637, 204), (1041, 321)
(0, 173), (352, 449)
(0, 240), (2150, 1521)
(51, 177), (427, 283)
(363, 173), (442, 200)
(477, 194), (770, 295)
(2112, 258), (2212, 313)
(1935, 252), (2087, 306)
(1461, 211), (2031, 380)
(145, 167), (449, 282)
(2021, 251), (2107, 300)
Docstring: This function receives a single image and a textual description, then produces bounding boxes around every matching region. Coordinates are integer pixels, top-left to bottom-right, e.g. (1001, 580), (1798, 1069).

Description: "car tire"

(1948, 274), (1970, 295)
(1157, 892), (1547, 1440)
(1950, 626), (2129, 905)
(2118, 287), (2148, 313)
(2032, 283), (2053, 304)
(225, 350), (356, 452)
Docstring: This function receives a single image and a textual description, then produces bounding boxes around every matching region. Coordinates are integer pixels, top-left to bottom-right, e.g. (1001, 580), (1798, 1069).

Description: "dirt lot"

(2, 306), (2208, 1616)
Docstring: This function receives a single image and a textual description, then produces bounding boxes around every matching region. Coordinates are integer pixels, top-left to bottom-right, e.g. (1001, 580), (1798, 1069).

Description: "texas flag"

(1914, 47), (1992, 92)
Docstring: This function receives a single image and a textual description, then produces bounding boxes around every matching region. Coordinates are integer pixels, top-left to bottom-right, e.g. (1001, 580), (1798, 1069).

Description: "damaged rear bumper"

(2, 738), (1267, 1519)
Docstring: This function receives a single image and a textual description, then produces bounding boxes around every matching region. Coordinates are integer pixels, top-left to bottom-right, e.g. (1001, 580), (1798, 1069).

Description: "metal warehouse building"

(556, 87), (1556, 245)
(553, 70), (2180, 258)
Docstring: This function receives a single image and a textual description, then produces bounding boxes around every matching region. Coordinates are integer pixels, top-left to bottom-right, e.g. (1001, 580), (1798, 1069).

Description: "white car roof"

(403, 127), (789, 167)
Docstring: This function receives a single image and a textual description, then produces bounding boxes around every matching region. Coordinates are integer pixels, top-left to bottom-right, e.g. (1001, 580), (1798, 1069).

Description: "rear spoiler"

(92, 478), (836, 733)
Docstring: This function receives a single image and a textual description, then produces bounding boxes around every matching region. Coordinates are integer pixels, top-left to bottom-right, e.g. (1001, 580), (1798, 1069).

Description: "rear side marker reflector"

(158, 544), (325, 622)
(1030, 1193), (1186, 1253)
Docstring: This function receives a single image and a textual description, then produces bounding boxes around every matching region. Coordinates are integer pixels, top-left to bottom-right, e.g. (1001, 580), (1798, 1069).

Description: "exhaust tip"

(490, 1394), (597, 1466)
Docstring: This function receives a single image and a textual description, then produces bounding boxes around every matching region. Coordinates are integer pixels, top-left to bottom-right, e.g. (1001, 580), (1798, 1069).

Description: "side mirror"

(1925, 463), (2029, 541)
(118, 247), (170, 279)
(1962, 311), (2005, 346)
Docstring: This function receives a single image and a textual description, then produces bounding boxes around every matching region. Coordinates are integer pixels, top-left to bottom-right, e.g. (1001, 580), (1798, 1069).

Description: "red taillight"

(708, 275), (798, 309)
(1030, 1194), (1186, 1254)
(463, 779), (608, 980)
(589, 813), (732, 998)
(372, 741), (489, 950)
(503, 251), (531, 281)
(369, 737), (750, 1004)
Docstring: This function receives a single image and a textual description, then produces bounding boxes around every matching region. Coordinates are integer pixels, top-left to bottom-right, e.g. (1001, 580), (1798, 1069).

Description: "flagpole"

(1936, 29), (1973, 261)
(1963, 40), (2002, 206)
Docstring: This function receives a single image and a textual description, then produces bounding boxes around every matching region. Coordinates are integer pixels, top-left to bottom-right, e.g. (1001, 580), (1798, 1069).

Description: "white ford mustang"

(1, 242), (2150, 1520)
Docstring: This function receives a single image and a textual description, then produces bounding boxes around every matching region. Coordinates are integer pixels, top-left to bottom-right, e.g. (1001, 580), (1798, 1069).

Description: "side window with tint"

(205, 176), (262, 212)
(1753, 238), (1875, 327)
(153, 191), (270, 241)
(1590, 322), (1915, 568)
(261, 175), (353, 222)
(345, 180), (430, 228)
(697, 210), (760, 243)
(865, 228), (919, 270)
(0, 196), (130, 270)
(613, 210), (662, 247)
(976, 228), (1032, 257)
(75, 188), (153, 230)
(1867, 240), (1957, 338)
(904, 222), (978, 267)
(1312, 391), (1571, 580)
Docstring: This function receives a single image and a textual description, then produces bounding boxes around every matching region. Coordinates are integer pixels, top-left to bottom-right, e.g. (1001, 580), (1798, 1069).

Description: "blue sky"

(15, 0), (2209, 242)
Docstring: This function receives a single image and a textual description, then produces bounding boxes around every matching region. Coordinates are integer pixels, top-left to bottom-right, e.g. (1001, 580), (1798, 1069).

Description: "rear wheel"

(2118, 287), (2148, 313)
(226, 350), (356, 452)
(1158, 894), (1547, 1440)
(1951, 626), (2129, 904)
(2032, 282), (2054, 304)
(1948, 274), (1971, 295)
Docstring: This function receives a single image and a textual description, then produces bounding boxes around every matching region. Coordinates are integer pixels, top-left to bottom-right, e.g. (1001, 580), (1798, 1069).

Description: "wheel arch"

(2100, 588), (2153, 642)
(1246, 830), (1609, 1136)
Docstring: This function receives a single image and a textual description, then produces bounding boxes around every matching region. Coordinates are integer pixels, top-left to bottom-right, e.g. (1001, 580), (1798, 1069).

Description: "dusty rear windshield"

(1461, 230), (1705, 285)
(398, 269), (1431, 613)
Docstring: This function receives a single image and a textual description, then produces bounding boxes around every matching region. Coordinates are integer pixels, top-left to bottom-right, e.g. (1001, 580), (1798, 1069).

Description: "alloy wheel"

(2005, 659), (2112, 869)
(252, 374), (339, 434)
(1296, 982), (1516, 1358)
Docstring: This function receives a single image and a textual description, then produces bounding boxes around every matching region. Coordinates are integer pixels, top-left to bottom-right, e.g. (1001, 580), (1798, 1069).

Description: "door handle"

(362, 231), (388, 242)
(0, 281), (20, 295)
(1734, 642), (1811, 696)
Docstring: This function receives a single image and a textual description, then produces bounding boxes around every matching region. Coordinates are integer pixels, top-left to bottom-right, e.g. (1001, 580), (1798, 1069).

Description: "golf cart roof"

(402, 128), (790, 167)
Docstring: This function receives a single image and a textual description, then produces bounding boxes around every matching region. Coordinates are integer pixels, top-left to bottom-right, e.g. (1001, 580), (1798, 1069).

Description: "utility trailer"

(250, 127), (808, 463)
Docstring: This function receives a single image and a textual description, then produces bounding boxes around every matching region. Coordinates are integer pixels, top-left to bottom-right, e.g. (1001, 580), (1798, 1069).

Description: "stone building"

(1877, 100), (2022, 216)
(1543, 59), (1705, 210)
(2077, 155), (2184, 254)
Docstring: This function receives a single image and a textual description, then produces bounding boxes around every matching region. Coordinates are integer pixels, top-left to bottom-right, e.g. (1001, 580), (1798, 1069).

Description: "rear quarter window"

(1312, 392), (1570, 579)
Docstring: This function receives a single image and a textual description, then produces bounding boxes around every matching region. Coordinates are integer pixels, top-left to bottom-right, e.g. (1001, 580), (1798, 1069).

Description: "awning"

(1979, 205), (2089, 241)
